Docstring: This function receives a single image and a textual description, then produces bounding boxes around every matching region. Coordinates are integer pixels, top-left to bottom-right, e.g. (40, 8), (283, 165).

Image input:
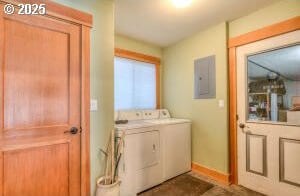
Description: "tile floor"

(138, 172), (265, 196)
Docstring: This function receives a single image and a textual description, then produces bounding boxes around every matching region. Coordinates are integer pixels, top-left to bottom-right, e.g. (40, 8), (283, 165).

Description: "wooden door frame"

(0, 0), (93, 195)
(81, 26), (92, 196)
(228, 16), (300, 184)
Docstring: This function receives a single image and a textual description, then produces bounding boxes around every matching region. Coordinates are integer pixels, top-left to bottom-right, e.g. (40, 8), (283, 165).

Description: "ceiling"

(115, 0), (280, 47)
(248, 44), (300, 81)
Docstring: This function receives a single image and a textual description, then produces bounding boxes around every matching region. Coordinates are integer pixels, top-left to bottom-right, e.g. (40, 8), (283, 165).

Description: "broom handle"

(111, 129), (115, 183)
(104, 135), (111, 185)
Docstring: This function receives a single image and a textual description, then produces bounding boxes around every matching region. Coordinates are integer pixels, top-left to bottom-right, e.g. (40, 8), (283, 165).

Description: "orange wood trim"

(228, 47), (238, 185)
(228, 17), (299, 185)
(115, 48), (161, 109)
(192, 162), (231, 185)
(0, 153), (3, 195)
(81, 26), (91, 196)
(1, 0), (93, 26)
(115, 48), (161, 64)
(228, 16), (300, 48)
(156, 64), (161, 109)
(0, 7), (3, 131)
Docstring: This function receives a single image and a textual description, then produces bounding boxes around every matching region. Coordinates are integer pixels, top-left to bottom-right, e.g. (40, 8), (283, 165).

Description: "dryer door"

(123, 129), (163, 193)
(135, 130), (160, 169)
(135, 130), (163, 192)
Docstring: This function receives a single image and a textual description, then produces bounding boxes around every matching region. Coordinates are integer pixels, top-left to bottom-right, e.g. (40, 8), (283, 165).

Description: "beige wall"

(229, 0), (300, 38)
(54, 0), (114, 195)
(163, 23), (229, 173)
(115, 34), (162, 58)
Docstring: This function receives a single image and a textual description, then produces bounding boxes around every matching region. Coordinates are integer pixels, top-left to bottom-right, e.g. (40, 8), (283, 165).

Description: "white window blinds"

(114, 57), (156, 110)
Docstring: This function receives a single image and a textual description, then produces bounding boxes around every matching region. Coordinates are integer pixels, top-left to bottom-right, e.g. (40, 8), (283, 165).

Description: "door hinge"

(236, 115), (239, 121)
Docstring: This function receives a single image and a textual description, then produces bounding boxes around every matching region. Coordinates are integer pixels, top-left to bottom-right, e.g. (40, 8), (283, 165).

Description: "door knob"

(64, 127), (79, 134)
(239, 123), (251, 134)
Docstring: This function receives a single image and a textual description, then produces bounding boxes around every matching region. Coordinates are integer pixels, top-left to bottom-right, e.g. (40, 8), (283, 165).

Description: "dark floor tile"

(202, 185), (266, 196)
(138, 174), (214, 196)
(202, 187), (234, 196)
(230, 185), (266, 196)
(138, 173), (266, 196)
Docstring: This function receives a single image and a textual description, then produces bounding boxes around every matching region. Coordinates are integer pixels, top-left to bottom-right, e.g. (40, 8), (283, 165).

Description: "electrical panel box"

(194, 55), (216, 99)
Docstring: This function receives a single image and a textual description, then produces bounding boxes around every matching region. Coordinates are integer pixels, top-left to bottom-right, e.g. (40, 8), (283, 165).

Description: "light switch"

(219, 99), (224, 108)
(90, 99), (98, 111)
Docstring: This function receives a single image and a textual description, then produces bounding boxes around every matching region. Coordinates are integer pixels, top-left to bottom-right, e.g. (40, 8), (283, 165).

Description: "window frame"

(114, 48), (161, 109)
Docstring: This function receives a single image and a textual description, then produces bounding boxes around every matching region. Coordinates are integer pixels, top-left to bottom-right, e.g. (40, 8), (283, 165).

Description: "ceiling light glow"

(172, 0), (192, 8)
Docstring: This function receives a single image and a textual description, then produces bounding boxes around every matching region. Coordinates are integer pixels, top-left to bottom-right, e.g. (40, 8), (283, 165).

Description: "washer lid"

(145, 118), (191, 125)
(115, 120), (154, 130)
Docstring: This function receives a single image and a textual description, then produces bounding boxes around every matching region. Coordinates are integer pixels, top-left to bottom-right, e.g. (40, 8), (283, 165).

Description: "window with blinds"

(114, 57), (157, 110)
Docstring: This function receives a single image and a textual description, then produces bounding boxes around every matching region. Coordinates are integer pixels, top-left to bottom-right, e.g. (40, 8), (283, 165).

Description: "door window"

(247, 44), (300, 125)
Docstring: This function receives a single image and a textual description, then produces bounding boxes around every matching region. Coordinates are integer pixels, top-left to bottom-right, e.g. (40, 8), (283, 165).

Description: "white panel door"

(237, 30), (300, 196)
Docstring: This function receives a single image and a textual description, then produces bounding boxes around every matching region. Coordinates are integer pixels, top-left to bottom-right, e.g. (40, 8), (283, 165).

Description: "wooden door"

(236, 30), (300, 196)
(0, 4), (81, 196)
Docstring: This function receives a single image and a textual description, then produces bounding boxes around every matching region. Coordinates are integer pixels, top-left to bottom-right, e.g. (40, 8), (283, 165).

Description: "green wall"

(54, 0), (114, 195)
(115, 34), (162, 58)
(162, 23), (229, 173)
(229, 0), (300, 37)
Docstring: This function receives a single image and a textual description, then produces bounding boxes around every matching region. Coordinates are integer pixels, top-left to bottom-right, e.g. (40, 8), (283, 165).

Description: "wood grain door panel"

(2, 13), (81, 132)
(3, 144), (69, 196)
(4, 18), (69, 130)
(0, 5), (81, 196)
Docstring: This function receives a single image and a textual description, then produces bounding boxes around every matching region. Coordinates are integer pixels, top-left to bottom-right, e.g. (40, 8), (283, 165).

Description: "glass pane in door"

(247, 44), (300, 125)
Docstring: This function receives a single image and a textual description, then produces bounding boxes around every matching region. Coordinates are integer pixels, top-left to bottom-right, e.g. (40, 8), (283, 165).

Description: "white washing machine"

(115, 110), (163, 196)
(115, 109), (191, 195)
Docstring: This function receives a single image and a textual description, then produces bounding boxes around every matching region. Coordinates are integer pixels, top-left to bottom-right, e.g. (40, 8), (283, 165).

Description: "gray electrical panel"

(194, 55), (216, 99)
